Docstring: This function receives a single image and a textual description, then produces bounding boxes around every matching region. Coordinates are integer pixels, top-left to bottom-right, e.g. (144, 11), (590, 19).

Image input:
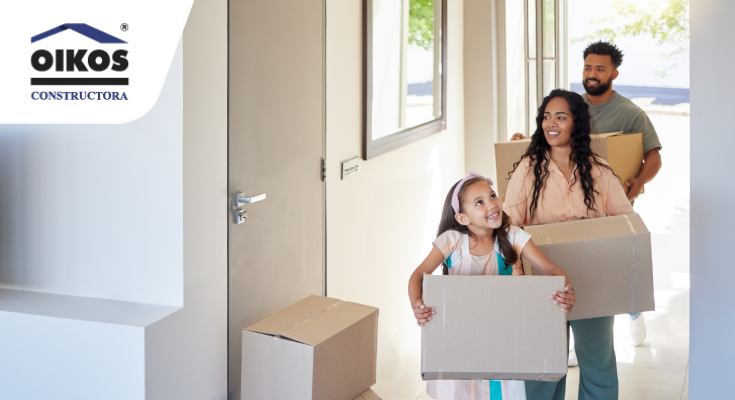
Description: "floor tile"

(374, 327), (426, 398)
(617, 362), (688, 400)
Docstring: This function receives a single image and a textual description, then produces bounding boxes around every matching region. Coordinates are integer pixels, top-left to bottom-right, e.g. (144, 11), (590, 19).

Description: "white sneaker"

(568, 346), (578, 367)
(629, 314), (647, 346)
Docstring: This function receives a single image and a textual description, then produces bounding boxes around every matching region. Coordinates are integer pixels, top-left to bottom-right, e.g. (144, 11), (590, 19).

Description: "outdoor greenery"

(575, 0), (689, 77)
(409, 0), (434, 51)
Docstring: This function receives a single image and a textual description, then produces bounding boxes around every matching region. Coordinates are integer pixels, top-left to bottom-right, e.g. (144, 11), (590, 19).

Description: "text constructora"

(31, 91), (129, 101)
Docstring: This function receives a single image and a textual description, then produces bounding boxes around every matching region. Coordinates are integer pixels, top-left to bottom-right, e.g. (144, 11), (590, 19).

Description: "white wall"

(0, 0), (228, 398)
(0, 51), (184, 308)
(326, 0), (466, 341)
(689, 0), (734, 397)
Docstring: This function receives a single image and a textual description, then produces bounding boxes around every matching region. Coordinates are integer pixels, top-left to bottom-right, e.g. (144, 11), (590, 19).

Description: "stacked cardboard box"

(522, 213), (655, 321)
(241, 295), (379, 400)
(494, 137), (531, 201)
(421, 275), (568, 381)
(494, 132), (643, 200)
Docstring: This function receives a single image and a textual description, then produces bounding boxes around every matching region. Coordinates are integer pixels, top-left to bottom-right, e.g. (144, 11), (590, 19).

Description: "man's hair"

(583, 41), (624, 69)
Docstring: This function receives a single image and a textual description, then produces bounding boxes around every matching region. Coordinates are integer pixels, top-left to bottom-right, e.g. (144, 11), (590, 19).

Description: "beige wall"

(326, 0), (466, 341)
(463, 0), (502, 182)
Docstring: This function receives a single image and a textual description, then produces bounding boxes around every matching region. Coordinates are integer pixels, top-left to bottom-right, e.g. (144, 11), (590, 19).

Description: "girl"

(505, 89), (634, 400)
(408, 172), (576, 400)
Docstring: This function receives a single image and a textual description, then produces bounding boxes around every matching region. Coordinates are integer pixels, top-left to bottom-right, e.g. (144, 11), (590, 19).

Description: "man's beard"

(583, 76), (612, 96)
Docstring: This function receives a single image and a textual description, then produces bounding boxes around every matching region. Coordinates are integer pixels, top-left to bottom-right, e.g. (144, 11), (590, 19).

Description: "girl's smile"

(456, 181), (504, 231)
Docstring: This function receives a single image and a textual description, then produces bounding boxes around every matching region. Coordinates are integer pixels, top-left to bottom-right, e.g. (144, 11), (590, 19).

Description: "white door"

(228, 1), (325, 399)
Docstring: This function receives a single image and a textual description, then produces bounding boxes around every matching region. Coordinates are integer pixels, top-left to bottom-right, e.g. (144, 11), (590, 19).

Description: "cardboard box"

(421, 275), (567, 381)
(241, 295), (379, 400)
(494, 138), (531, 201)
(590, 132), (643, 192)
(353, 388), (381, 400)
(493, 132), (642, 200)
(522, 214), (654, 321)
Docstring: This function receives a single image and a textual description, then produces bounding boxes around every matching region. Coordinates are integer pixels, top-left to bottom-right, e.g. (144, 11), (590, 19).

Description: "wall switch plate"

(341, 157), (361, 180)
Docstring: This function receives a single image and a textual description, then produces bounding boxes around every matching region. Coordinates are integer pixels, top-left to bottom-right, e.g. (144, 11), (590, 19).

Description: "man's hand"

(510, 133), (525, 141)
(625, 178), (644, 201)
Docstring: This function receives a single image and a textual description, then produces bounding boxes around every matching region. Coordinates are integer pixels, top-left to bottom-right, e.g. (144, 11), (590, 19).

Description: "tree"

(409, 0), (435, 51)
(574, 0), (689, 77)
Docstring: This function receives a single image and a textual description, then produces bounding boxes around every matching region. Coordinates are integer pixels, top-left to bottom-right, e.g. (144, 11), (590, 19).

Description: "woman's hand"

(551, 284), (575, 313)
(413, 299), (435, 327)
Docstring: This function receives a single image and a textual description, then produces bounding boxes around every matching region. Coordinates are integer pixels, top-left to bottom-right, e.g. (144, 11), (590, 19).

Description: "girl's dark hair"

(437, 178), (518, 275)
(510, 88), (614, 221)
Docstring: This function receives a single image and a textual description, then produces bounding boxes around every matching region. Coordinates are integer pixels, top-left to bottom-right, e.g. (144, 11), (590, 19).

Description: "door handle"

(234, 192), (266, 208)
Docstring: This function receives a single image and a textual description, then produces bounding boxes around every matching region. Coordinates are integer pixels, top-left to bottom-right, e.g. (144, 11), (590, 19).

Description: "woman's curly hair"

(510, 89), (615, 221)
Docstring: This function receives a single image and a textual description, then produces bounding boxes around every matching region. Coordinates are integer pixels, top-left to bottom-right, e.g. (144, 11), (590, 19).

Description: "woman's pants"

(525, 316), (618, 400)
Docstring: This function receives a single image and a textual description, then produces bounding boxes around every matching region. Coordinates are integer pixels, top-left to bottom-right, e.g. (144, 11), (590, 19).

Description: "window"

(363, 0), (447, 160)
(524, 0), (566, 134)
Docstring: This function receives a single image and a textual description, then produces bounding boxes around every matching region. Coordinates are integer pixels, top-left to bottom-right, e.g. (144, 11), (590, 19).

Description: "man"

(581, 41), (662, 350)
(581, 41), (662, 202)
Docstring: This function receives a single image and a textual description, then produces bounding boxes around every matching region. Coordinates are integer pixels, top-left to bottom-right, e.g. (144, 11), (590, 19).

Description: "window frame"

(524, 0), (566, 135)
(362, 0), (448, 160)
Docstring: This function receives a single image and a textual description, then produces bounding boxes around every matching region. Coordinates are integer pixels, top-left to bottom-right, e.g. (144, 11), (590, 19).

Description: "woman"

(504, 89), (633, 400)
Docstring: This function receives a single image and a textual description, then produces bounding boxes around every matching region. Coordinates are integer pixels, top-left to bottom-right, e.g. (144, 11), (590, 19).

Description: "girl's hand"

(413, 299), (435, 327)
(551, 284), (575, 313)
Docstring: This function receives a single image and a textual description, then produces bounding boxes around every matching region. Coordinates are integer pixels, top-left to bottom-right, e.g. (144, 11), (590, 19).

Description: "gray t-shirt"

(583, 91), (662, 152)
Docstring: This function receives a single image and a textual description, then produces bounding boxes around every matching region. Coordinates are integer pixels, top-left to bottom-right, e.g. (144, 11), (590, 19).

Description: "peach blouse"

(504, 154), (634, 226)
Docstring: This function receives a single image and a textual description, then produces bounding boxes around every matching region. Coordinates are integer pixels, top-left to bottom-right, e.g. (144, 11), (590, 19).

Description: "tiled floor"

(373, 112), (690, 400)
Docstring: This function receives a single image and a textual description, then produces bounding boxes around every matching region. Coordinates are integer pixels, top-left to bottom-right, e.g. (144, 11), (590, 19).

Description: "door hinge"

(321, 158), (326, 181)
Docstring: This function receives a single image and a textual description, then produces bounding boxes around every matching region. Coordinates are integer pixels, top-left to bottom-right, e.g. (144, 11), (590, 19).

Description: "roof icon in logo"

(31, 23), (127, 44)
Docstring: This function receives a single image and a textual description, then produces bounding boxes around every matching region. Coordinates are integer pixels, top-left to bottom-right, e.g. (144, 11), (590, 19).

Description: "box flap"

(523, 214), (648, 244)
(245, 295), (341, 337)
(286, 301), (377, 346)
(245, 295), (378, 346)
(590, 131), (623, 139)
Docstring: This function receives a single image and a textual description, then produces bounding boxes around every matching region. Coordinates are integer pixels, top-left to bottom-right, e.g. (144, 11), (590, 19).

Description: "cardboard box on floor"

(522, 213), (655, 321)
(241, 295), (379, 400)
(353, 388), (381, 400)
(421, 275), (568, 382)
(494, 132), (643, 200)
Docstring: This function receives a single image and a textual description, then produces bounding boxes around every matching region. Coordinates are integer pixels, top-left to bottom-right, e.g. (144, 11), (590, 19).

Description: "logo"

(30, 23), (129, 87)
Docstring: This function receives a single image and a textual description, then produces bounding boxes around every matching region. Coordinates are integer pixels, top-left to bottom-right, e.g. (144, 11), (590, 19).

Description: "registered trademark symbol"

(120, 23), (129, 32)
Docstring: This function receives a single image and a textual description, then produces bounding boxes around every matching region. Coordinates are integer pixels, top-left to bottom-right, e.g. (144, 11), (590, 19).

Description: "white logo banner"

(0, 0), (195, 124)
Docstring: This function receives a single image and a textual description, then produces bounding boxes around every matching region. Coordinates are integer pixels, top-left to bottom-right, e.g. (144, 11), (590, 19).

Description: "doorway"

(227, 0), (326, 399)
